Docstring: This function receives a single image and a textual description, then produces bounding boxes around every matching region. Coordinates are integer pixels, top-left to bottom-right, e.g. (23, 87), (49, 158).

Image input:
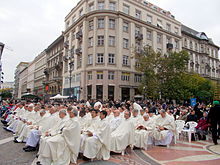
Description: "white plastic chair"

(175, 120), (186, 142)
(182, 121), (198, 143)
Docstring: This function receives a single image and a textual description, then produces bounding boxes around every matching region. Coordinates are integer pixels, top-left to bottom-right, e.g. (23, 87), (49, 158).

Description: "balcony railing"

(75, 48), (82, 55)
(76, 30), (83, 40)
(135, 33), (143, 41)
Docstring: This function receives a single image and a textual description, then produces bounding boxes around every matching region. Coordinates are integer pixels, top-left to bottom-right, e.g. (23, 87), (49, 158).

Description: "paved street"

(1, 121), (220, 165)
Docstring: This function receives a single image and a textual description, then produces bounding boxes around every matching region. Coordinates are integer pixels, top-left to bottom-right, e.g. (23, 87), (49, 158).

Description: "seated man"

(151, 109), (175, 146)
(83, 110), (111, 160)
(111, 110), (135, 154)
(110, 110), (122, 132)
(134, 114), (155, 149)
(24, 107), (60, 152)
(196, 112), (210, 140)
(37, 109), (80, 165)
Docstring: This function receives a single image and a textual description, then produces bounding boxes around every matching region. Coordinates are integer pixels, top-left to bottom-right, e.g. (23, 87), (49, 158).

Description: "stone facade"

(44, 35), (64, 98)
(13, 62), (29, 99)
(34, 51), (47, 98)
(63, 0), (182, 101)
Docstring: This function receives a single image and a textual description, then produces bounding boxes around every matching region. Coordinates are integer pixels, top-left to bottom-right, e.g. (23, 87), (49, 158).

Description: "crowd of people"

(0, 99), (220, 165)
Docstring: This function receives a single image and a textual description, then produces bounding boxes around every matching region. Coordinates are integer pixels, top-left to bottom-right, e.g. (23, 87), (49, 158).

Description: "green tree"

(0, 88), (13, 99)
(135, 46), (161, 99)
(135, 46), (215, 102)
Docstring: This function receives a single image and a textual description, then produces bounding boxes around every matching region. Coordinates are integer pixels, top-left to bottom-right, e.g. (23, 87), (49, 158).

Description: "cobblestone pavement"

(1, 121), (220, 165)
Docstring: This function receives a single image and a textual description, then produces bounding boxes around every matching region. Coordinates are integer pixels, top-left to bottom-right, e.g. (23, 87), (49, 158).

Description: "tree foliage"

(0, 88), (13, 99)
(135, 46), (215, 101)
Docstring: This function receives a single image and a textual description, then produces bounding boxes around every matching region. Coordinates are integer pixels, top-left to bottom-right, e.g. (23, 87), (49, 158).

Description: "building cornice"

(64, 10), (181, 39)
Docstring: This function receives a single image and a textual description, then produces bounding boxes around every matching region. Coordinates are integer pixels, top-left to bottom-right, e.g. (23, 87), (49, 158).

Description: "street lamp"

(69, 61), (74, 98)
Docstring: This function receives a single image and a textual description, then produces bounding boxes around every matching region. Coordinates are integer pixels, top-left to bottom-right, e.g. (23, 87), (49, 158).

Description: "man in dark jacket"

(208, 101), (220, 145)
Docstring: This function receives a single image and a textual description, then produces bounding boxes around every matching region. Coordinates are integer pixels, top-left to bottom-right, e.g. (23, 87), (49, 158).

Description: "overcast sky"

(1, 0), (220, 82)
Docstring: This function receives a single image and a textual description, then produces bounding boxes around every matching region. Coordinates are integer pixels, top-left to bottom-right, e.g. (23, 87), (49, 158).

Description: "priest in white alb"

(111, 110), (135, 154)
(83, 110), (111, 160)
(37, 109), (81, 165)
(151, 109), (176, 146)
(134, 114), (155, 149)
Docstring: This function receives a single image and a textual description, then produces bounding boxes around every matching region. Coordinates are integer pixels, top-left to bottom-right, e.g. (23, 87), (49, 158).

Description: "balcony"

(75, 48), (82, 55)
(135, 33), (143, 41)
(43, 69), (49, 75)
(76, 30), (83, 40)
(167, 43), (173, 50)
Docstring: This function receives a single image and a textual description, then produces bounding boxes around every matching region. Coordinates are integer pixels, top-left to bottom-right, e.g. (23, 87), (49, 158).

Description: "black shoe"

(24, 146), (36, 152)
(1, 120), (8, 125)
(13, 139), (20, 143)
(23, 146), (29, 150)
(36, 161), (42, 165)
(214, 142), (218, 145)
(82, 156), (91, 161)
(3, 126), (12, 132)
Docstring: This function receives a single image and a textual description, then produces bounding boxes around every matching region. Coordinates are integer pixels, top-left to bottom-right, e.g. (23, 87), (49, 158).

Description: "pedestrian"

(208, 101), (220, 145)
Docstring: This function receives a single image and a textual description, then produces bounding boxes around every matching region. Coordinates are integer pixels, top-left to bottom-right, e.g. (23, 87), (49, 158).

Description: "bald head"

(113, 110), (120, 117)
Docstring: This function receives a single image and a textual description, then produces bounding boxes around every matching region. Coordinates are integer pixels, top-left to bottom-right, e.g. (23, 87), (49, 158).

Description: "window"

(135, 26), (141, 35)
(98, 1), (105, 10)
(195, 43), (198, 51)
(88, 54), (93, 65)
(88, 72), (92, 80)
(88, 37), (93, 47)
(157, 19), (163, 28)
(79, 9), (83, 17)
(97, 36), (104, 46)
(109, 36), (115, 46)
(89, 3), (94, 11)
(108, 71), (114, 80)
(108, 54), (115, 64)
(66, 21), (70, 29)
(146, 30), (152, 40)
(98, 18), (105, 28)
(166, 23), (171, 32)
(134, 74), (142, 82)
(174, 40), (179, 49)
(109, 2), (116, 11)
(72, 16), (76, 24)
(157, 33), (162, 44)
(174, 27), (179, 35)
(135, 10), (141, 19)
(121, 72), (130, 81)
(109, 19), (115, 29)
(123, 22), (129, 32)
(184, 38), (187, 47)
(123, 55), (129, 66)
(123, 5), (129, 14)
(147, 15), (152, 24)
(123, 38), (129, 48)
(190, 41), (193, 49)
(88, 20), (94, 30)
(97, 53), (104, 63)
(97, 71), (103, 79)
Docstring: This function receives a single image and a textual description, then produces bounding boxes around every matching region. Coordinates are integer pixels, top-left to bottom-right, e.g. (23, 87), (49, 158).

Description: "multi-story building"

(63, 0), (182, 101)
(44, 35), (64, 98)
(27, 61), (35, 94)
(182, 25), (220, 81)
(1, 82), (14, 89)
(34, 51), (47, 98)
(18, 66), (28, 98)
(13, 62), (29, 98)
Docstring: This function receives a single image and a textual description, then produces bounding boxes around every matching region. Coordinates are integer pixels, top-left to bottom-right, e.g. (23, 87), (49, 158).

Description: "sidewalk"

(0, 121), (220, 165)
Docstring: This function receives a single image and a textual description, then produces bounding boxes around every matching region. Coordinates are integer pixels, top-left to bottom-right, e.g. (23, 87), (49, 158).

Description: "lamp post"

(69, 61), (74, 98)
